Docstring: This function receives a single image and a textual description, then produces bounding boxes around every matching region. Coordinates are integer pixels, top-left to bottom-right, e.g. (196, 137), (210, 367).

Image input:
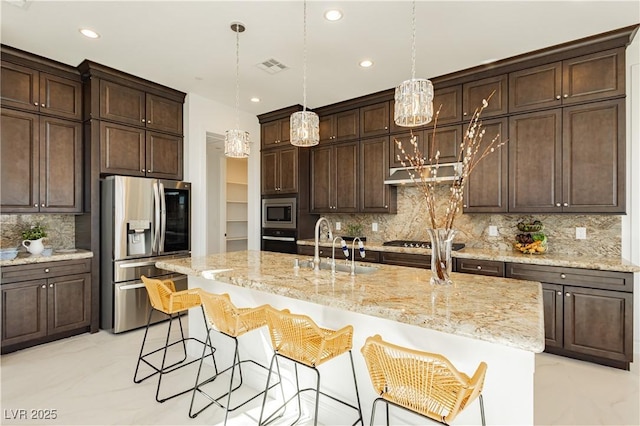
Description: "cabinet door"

(1, 61), (39, 112)
(40, 117), (82, 212)
(39, 73), (82, 121)
(146, 94), (183, 135)
(425, 125), (462, 164)
(100, 121), (146, 176)
(430, 85), (463, 126)
(360, 102), (390, 137)
(562, 48), (625, 105)
(563, 286), (632, 362)
(334, 142), (359, 212)
(1, 280), (47, 346)
(318, 115), (334, 143)
(0, 109), (39, 212)
(541, 283), (563, 349)
(463, 74), (508, 119)
(278, 147), (298, 194)
(389, 131), (424, 168)
(261, 151), (279, 194)
(509, 62), (562, 113)
(310, 145), (333, 212)
(48, 273), (91, 334)
(463, 118), (508, 213)
(278, 118), (291, 144)
(100, 80), (145, 127)
(360, 136), (395, 213)
(562, 99), (624, 213)
(508, 109), (562, 213)
(146, 131), (183, 180)
(262, 120), (281, 148)
(455, 258), (505, 277)
(335, 110), (359, 141)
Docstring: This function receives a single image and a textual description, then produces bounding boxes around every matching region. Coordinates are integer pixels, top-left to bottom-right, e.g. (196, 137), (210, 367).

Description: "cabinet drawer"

(381, 251), (430, 269)
(1, 259), (91, 283)
(505, 263), (632, 292)
(456, 258), (505, 277)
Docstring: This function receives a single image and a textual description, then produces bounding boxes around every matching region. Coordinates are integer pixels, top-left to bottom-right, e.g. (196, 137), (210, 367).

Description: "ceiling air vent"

(256, 58), (289, 74)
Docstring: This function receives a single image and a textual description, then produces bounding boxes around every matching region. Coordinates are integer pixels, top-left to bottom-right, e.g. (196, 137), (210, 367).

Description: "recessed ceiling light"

(79, 28), (100, 39)
(324, 9), (343, 21)
(359, 60), (373, 68)
(250, 97), (260, 103)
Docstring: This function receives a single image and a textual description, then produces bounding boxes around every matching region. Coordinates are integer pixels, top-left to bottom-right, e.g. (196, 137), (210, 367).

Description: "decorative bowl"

(0, 248), (19, 260)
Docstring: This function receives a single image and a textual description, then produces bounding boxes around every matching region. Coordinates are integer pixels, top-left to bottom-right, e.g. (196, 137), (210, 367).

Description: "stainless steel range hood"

(384, 162), (463, 185)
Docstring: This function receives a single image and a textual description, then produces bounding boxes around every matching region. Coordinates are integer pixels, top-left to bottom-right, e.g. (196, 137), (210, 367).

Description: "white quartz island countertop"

(156, 250), (545, 353)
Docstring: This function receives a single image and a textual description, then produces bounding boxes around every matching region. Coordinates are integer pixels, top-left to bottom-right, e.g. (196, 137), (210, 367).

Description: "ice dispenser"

(127, 220), (151, 256)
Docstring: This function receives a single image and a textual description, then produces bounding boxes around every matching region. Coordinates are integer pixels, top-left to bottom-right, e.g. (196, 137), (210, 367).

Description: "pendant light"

(225, 22), (250, 158)
(394, 0), (434, 127)
(290, 0), (319, 147)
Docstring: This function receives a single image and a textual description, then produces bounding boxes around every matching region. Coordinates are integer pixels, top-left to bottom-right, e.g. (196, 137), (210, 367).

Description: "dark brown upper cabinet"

(1, 109), (82, 213)
(360, 136), (396, 213)
(319, 110), (359, 144)
(100, 80), (182, 135)
(463, 118), (509, 213)
(310, 141), (358, 213)
(261, 117), (291, 149)
(389, 131), (424, 169)
(1, 61), (82, 121)
(261, 146), (298, 195)
(428, 85), (463, 128)
(425, 125), (463, 164)
(360, 102), (390, 137)
(509, 48), (625, 113)
(463, 74), (508, 119)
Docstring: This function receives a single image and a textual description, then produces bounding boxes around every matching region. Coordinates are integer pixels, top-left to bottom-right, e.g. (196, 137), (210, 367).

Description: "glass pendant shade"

(394, 78), (434, 127)
(290, 110), (319, 147)
(224, 129), (250, 158)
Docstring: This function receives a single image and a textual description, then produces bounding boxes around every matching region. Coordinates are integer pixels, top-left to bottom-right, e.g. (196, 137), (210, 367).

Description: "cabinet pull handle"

(560, 273), (566, 279)
(556, 95), (561, 100)
(565, 292), (571, 297)
(557, 291), (562, 296)
(476, 265), (482, 270)
(44, 268), (50, 273)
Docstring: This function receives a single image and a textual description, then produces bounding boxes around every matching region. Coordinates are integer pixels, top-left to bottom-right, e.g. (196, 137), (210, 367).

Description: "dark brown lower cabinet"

(454, 258), (504, 277)
(380, 251), (430, 269)
(506, 262), (633, 369)
(1, 259), (91, 353)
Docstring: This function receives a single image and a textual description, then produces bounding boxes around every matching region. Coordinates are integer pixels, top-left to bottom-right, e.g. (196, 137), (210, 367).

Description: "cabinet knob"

(41, 203), (45, 207)
(44, 268), (50, 273)
(565, 292), (571, 297)
(556, 95), (561, 100)
(463, 112), (468, 116)
(557, 291), (562, 296)
(142, 119), (146, 123)
(384, 126), (388, 130)
(556, 203), (561, 207)
(384, 205), (388, 208)
(463, 204), (468, 208)
(34, 102), (39, 106)
(476, 265), (482, 270)
(563, 202), (568, 207)
(49, 284), (54, 288)
(141, 169), (145, 172)
(563, 94), (569, 98)
(560, 273), (566, 279)
(147, 120), (151, 124)
(34, 203), (38, 207)
(41, 285), (46, 289)
(41, 103), (45, 107)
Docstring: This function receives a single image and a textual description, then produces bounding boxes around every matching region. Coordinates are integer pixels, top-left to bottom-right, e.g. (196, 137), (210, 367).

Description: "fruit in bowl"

(515, 232), (547, 254)
(517, 220), (544, 233)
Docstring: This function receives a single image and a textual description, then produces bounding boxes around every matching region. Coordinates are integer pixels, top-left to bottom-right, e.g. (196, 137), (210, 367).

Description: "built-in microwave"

(262, 197), (296, 229)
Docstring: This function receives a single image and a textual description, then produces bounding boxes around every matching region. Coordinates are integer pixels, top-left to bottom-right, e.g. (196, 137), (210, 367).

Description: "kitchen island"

(157, 250), (544, 425)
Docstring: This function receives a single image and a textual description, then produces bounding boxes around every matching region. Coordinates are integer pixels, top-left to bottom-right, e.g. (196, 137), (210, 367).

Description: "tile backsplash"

(324, 186), (621, 258)
(0, 214), (76, 250)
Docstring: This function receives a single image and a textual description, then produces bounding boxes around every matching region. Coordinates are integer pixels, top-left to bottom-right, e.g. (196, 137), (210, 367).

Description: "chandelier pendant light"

(225, 22), (250, 158)
(394, 0), (434, 128)
(290, 0), (319, 147)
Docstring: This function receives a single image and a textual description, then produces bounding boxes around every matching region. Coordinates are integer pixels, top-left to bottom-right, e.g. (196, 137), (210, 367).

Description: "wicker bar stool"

(133, 275), (217, 403)
(189, 292), (281, 424)
(360, 335), (487, 426)
(258, 306), (363, 426)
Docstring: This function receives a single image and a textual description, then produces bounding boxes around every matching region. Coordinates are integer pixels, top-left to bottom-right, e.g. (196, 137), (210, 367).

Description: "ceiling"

(1, 1), (639, 117)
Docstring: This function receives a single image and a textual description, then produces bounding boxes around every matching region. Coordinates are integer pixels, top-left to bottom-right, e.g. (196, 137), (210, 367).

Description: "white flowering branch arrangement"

(395, 91), (506, 231)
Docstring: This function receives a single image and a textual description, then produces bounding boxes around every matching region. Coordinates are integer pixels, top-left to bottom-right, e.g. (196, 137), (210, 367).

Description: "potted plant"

(21, 224), (47, 255)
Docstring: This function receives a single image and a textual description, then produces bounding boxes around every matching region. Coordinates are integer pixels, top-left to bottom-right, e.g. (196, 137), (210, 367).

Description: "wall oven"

(262, 197), (296, 229)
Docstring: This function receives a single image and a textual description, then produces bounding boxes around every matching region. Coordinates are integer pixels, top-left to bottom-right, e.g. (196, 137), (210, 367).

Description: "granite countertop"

(157, 250), (545, 353)
(0, 249), (93, 267)
(297, 239), (640, 273)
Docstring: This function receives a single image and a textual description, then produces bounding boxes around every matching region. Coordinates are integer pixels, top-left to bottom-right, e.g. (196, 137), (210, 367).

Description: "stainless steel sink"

(298, 260), (378, 275)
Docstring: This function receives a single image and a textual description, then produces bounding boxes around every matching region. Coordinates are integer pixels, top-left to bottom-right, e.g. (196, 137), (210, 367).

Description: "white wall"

(184, 93), (261, 256)
(621, 33), (639, 354)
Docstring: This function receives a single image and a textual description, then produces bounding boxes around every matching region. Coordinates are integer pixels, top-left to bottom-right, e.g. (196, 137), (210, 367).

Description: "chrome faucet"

(331, 236), (349, 273)
(314, 217), (333, 271)
(350, 237), (366, 276)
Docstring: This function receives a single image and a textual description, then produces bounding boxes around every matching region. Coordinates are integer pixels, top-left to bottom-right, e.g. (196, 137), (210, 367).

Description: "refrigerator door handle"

(159, 182), (166, 253)
(152, 181), (161, 253)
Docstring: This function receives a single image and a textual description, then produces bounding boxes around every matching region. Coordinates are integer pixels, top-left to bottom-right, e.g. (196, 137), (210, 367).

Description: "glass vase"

(427, 228), (456, 285)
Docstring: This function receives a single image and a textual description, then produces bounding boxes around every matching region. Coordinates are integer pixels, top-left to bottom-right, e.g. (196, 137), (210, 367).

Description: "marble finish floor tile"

(1, 326), (638, 425)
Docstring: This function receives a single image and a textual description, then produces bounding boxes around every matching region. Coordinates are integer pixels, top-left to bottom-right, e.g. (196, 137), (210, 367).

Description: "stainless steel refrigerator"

(100, 176), (191, 333)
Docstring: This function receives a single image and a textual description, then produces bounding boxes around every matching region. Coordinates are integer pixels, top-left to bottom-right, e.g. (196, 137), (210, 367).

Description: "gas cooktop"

(383, 240), (466, 251)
